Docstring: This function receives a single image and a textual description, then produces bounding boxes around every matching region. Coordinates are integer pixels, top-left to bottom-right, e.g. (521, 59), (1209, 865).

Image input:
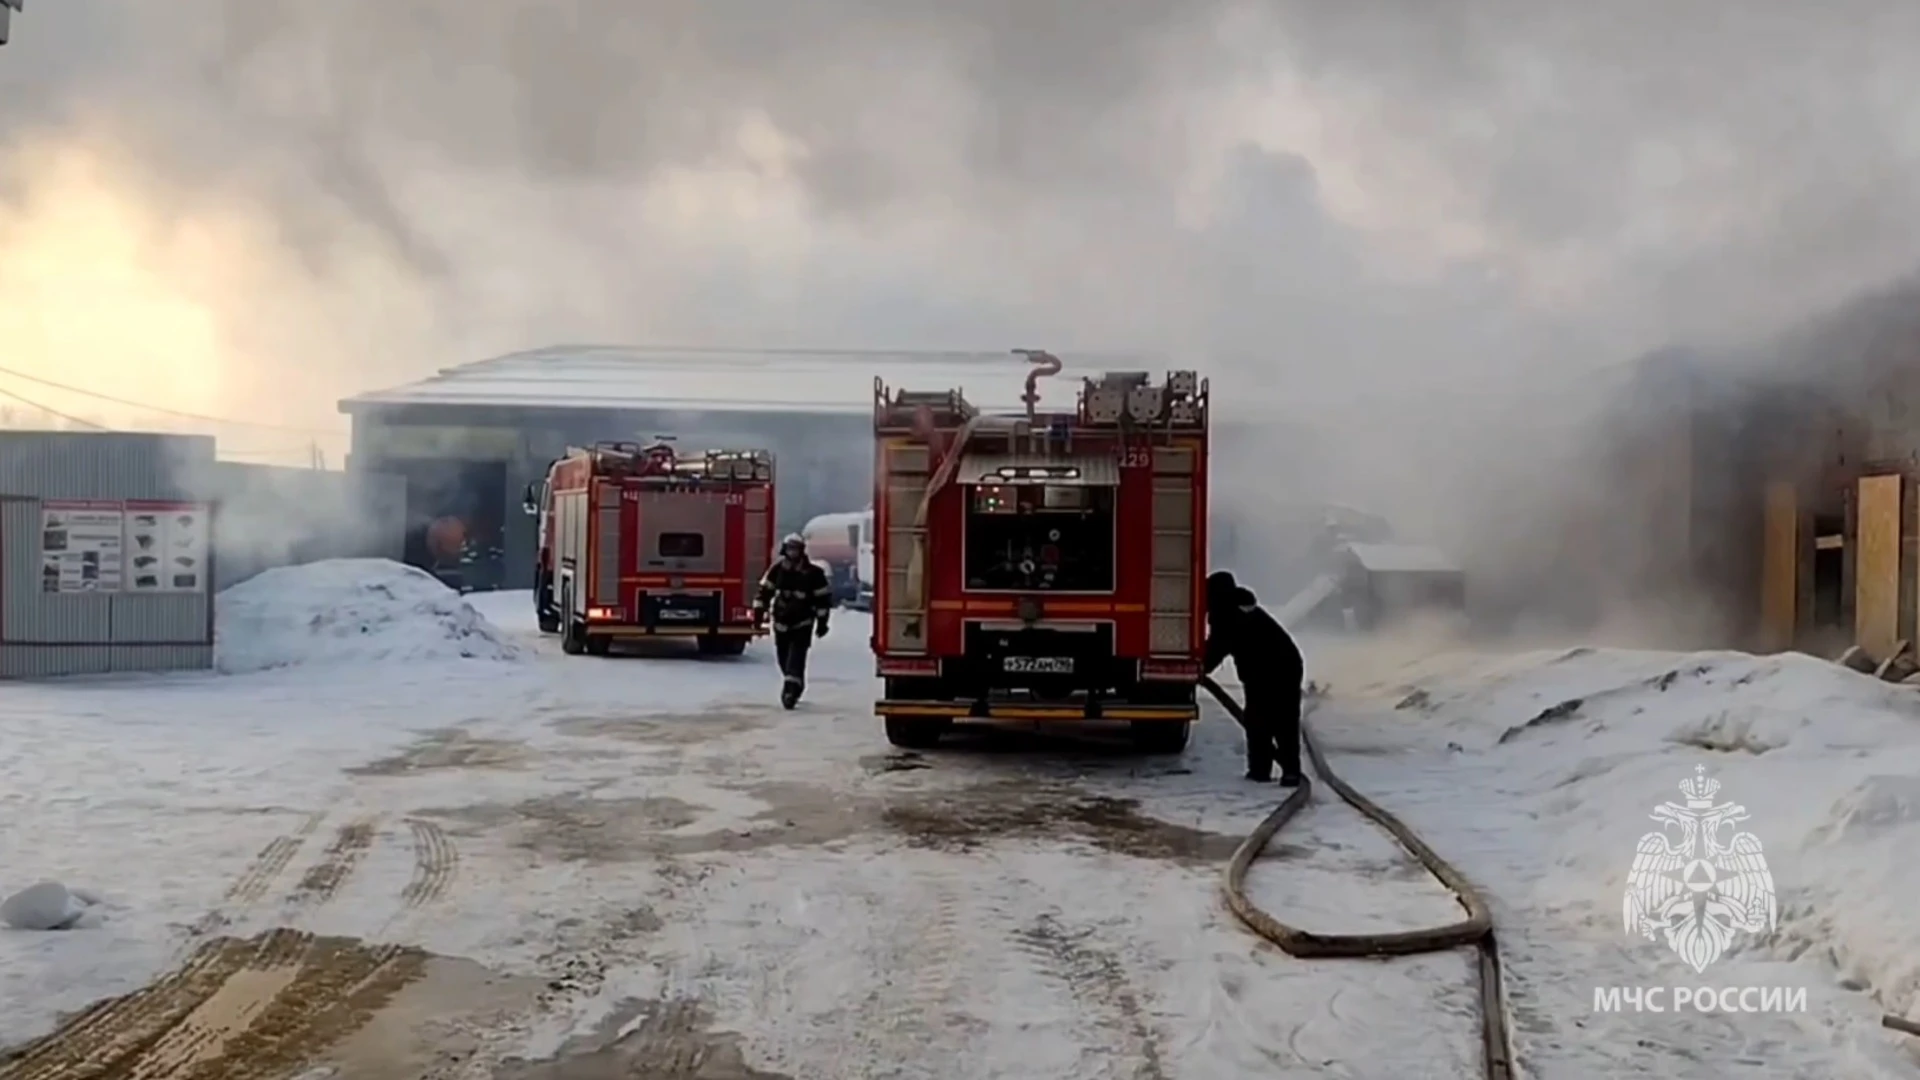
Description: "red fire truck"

(524, 439), (776, 657)
(870, 352), (1210, 751)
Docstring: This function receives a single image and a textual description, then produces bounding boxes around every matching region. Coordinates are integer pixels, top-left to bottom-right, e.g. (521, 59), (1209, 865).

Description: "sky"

(4, 1), (1920, 576)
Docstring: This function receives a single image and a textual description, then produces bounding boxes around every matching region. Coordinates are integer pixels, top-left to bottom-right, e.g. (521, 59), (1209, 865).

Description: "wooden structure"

(1607, 274), (1920, 660)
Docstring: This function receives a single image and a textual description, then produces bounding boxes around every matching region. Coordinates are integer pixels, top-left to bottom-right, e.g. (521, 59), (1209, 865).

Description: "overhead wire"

(0, 384), (112, 430)
(0, 363), (344, 436)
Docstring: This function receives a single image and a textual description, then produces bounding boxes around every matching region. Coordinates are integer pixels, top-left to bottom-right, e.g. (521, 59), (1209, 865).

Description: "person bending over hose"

(1203, 570), (1305, 785)
(753, 533), (834, 709)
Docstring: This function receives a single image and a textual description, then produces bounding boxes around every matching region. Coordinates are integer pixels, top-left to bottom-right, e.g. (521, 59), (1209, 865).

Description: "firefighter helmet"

(781, 532), (806, 555)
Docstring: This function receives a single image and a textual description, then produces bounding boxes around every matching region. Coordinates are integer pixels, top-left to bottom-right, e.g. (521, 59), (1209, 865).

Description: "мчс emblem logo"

(1622, 765), (1777, 974)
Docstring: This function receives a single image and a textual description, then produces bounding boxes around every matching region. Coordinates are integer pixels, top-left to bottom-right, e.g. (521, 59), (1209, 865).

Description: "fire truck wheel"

(884, 716), (950, 749)
(561, 619), (587, 655)
(1130, 720), (1191, 754)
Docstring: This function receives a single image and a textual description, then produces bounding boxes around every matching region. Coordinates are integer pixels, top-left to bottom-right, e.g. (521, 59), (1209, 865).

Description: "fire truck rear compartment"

(963, 473), (1115, 592)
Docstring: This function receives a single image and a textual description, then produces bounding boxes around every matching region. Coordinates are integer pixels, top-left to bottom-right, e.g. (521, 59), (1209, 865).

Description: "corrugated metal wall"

(0, 432), (408, 677)
(0, 432), (217, 677)
(0, 430), (216, 500)
(175, 460), (406, 591)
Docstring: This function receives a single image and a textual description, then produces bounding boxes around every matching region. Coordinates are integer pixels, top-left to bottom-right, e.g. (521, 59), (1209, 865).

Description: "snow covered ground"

(1311, 640), (1920, 1078)
(0, 560), (1914, 1078)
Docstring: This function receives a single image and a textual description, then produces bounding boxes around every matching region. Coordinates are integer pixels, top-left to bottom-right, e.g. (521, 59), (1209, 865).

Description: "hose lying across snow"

(1201, 676), (1514, 1080)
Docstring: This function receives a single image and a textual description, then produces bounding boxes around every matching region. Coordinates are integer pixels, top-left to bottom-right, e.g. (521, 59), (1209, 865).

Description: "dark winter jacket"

(754, 558), (834, 632)
(1203, 585), (1303, 688)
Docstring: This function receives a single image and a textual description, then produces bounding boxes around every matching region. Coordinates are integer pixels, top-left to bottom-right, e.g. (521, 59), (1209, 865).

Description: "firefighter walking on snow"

(1204, 570), (1306, 786)
(753, 533), (834, 709)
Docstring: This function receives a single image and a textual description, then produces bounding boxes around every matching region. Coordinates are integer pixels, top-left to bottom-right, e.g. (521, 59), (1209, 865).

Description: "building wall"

(1756, 279), (1920, 658)
(348, 404), (871, 590)
(175, 461), (408, 592)
(1578, 274), (1920, 658)
(0, 432), (217, 676)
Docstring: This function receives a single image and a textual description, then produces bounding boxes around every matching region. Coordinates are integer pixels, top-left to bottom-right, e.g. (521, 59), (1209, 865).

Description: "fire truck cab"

(525, 439), (776, 657)
(870, 353), (1210, 752)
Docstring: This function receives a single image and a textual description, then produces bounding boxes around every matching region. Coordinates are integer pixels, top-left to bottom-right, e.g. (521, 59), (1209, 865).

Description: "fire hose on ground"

(1200, 675), (1514, 1080)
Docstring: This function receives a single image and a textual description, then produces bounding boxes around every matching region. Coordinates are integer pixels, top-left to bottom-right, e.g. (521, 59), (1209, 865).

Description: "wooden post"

(1760, 481), (1797, 652)
(1856, 473), (1902, 659)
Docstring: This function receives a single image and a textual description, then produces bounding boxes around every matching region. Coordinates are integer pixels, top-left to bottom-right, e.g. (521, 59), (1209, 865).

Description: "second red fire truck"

(525, 439), (776, 657)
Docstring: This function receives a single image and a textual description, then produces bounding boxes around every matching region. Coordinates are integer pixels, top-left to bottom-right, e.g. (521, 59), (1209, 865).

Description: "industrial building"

(338, 346), (1172, 592)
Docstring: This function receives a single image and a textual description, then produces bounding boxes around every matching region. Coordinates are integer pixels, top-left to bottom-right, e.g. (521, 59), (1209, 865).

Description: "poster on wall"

(124, 501), (209, 593)
(39, 500), (125, 593)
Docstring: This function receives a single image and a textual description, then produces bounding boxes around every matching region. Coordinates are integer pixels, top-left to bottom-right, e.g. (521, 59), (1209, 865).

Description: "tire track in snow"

(284, 819), (377, 909)
(831, 861), (971, 1078)
(401, 818), (459, 908)
(0, 929), (426, 1080)
(1015, 911), (1169, 1080)
(612, 999), (710, 1074)
(185, 812), (327, 941)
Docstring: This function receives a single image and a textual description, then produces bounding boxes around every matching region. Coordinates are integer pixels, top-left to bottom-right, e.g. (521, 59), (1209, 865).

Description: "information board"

(39, 501), (124, 593)
(124, 501), (208, 593)
(38, 499), (209, 595)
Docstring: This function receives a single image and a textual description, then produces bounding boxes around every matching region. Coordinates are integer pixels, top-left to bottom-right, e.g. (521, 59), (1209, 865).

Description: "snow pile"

(2, 882), (102, 930)
(216, 558), (526, 673)
(1363, 646), (1920, 1022)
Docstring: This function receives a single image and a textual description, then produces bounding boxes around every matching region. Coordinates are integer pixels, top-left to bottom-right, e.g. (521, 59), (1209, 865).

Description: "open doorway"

(399, 460), (509, 592)
(1811, 514), (1845, 636)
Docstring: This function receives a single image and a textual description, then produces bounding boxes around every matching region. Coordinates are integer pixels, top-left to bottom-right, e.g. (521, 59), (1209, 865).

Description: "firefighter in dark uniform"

(1204, 570), (1306, 785)
(753, 533), (835, 709)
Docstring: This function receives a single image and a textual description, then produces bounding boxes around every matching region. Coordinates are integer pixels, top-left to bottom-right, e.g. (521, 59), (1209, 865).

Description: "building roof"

(1343, 543), (1462, 574)
(339, 345), (1173, 417)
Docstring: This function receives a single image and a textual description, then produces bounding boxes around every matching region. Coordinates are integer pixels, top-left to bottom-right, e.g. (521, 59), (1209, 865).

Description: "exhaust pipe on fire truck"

(1013, 348), (1062, 426)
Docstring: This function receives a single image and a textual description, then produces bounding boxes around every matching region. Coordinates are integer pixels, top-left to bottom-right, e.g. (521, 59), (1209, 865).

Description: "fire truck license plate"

(1003, 656), (1074, 674)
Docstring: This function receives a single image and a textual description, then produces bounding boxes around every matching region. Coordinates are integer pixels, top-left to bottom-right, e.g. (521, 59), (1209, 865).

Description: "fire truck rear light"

(732, 607), (753, 621)
(878, 657), (939, 677)
(588, 607), (619, 620)
(1141, 659), (1199, 681)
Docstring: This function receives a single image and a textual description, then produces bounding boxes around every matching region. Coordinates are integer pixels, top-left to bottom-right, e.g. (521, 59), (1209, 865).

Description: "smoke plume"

(10, 1), (1920, 634)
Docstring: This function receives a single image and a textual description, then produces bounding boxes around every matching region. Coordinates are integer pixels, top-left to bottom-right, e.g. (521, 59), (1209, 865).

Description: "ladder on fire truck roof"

(572, 439), (773, 481)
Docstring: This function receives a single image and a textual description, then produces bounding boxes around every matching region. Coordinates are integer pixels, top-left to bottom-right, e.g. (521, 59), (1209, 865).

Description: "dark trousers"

(1242, 679), (1303, 779)
(774, 626), (813, 686)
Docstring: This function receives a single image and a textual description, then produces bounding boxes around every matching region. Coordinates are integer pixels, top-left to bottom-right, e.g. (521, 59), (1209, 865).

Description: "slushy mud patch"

(431, 795), (710, 862)
(347, 729), (532, 776)
(430, 781), (1238, 867)
(880, 791), (1238, 863)
(550, 710), (772, 747)
(0, 931), (430, 1080)
(495, 998), (790, 1080)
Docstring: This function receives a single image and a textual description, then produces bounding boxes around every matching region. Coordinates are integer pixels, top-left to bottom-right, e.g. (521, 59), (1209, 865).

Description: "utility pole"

(1, 1), (23, 47)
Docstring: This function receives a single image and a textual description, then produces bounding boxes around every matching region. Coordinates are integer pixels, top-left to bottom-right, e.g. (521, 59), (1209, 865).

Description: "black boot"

(1278, 773), (1302, 788)
(780, 679), (800, 710)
